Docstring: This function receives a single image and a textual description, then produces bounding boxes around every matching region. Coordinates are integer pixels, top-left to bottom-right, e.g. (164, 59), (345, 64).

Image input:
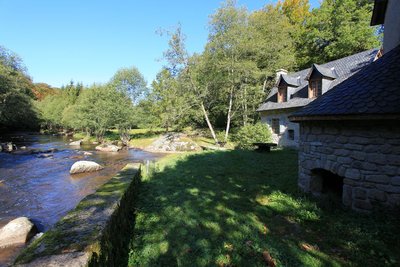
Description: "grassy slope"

(128, 150), (400, 267)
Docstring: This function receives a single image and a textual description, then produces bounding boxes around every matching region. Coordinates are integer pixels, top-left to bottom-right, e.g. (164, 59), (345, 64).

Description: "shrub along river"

(0, 133), (164, 266)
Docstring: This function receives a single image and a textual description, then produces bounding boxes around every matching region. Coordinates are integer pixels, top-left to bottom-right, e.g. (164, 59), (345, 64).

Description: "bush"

(233, 123), (272, 149)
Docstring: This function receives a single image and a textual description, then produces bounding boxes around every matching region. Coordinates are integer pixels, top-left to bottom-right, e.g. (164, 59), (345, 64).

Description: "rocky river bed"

(0, 133), (164, 266)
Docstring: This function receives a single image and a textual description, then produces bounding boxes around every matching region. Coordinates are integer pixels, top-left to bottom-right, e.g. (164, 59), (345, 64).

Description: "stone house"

(257, 50), (378, 147)
(289, 0), (400, 211)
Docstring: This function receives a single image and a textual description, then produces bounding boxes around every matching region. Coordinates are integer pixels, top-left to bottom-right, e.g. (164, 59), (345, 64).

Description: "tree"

(109, 66), (147, 104)
(150, 68), (193, 131)
(296, 0), (380, 68)
(162, 25), (220, 143)
(0, 46), (39, 131)
(276, 0), (310, 26)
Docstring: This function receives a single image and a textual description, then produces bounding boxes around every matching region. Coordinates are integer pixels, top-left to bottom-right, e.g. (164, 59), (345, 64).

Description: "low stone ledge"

(15, 163), (141, 266)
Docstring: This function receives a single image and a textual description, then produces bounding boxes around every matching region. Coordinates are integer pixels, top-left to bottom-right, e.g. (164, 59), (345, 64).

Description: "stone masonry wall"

(298, 121), (400, 211)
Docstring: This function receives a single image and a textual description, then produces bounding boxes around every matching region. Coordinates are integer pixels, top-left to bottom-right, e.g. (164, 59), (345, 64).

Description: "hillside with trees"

(1, 0), (380, 143)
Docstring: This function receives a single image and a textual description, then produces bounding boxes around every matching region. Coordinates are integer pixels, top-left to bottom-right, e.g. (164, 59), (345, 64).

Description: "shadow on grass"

(128, 150), (400, 267)
(130, 130), (165, 139)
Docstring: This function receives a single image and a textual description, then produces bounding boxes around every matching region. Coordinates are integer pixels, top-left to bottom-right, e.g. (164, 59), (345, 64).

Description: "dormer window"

(278, 86), (287, 103)
(306, 64), (337, 99)
(276, 73), (300, 103)
(309, 79), (322, 98)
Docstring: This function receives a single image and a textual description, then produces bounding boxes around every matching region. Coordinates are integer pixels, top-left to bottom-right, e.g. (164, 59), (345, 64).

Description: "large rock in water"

(1, 142), (16, 152)
(70, 161), (104, 174)
(95, 144), (120, 152)
(0, 217), (38, 247)
(69, 140), (82, 146)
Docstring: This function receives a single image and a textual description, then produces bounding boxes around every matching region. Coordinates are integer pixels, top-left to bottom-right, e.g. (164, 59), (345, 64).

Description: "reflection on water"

(0, 133), (164, 266)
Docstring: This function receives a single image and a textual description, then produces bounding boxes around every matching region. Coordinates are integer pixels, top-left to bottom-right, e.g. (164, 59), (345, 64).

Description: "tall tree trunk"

(200, 101), (218, 144)
(243, 84), (248, 126)
(224, 86), (234, 143)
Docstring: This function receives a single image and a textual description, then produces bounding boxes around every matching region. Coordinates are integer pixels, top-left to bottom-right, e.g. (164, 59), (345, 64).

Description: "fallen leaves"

(262, 250), (276, 267)
(300, 242), (319, 252)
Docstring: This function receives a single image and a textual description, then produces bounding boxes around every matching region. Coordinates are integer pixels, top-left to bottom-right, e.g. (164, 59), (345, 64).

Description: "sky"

(0, 0), (320, 88)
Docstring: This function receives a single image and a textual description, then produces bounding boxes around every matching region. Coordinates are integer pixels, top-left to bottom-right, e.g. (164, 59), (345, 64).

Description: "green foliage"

(36, 66), (145, 142)
(109, 66), (147, 103)
(149, 68), (194, 131)
(233, 122), (272, 149)
(0, 46), (39, 131)
(295, 0), (380, 68)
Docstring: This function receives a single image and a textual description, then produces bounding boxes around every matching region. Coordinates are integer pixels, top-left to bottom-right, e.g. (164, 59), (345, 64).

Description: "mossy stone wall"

(15, 163), (141, 266)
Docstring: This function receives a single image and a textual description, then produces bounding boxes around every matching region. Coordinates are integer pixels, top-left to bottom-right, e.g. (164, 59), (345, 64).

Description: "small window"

(288, 129), (294, 140)
(271, 119), (280, 134)
(309, 80), (322, 98)
(278, 86), (287, 103)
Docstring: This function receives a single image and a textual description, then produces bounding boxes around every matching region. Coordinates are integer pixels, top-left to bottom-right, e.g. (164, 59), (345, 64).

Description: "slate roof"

(290, 44), (400, 120)
(278, 74), (301, 87)
(306, 64), (338, 80)
(257, 49), (378, 112)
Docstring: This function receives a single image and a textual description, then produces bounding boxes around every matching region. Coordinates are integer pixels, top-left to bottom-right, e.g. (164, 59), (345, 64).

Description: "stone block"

(380, 144), (393, 154)
(353, 199), (373, 211)
(386, 154), (400, 165)
(307, 134), (316, 142)
(337, 156), (352, 164)
(350, 151), (365, 161)
(325, 127), (339, 135)
(342, 185), (352, 206)
(376, 184), (400, 193)
(345, 168), (361, 180)
(343, 178), (357, 186)
(336, 136), (348, 144)
(312, 127), (323, 134)
(353, 187), (367, 200)
(365, 175), (390, 184)
(368, 189), (387, 202)
(381, 166), (398, 176)
(387, 194), (400, 206)
(391, 177), (400, 186)
(366, 153), (387, 165)
(335, 149), (350, 157)
(365, 145), (380, 153)
(343, 144), (363, 151)
(380, 131), (400, 139)
(337, 165), (347, 177)
(361, 162), (378, 171)
(351, 161), (363, 169)
(328, 155), (338, 162)
(348, 136), (370, 145)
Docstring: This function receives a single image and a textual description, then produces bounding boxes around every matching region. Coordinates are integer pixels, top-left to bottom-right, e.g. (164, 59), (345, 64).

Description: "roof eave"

(289, 113), (400, 122)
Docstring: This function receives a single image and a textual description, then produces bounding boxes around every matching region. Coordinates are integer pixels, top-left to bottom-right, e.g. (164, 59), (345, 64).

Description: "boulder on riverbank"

(0, 217), (38, 248)
(0, 142), (17, 152)
(70, 161), (104, 174)
(69, 140), (82, 146)
(95, 144), (120, 152)
(146, 133), (202, 152)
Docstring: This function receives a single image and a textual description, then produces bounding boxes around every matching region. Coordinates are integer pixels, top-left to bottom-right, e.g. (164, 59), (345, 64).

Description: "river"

(0, 133), (164, 266)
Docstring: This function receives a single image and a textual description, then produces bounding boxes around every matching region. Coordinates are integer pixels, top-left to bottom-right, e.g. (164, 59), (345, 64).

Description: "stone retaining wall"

(298, 121), (400, 211)
(15, 163), (141, 266)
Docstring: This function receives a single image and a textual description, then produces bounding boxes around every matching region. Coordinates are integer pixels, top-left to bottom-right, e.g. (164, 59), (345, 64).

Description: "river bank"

(0, 133), (164, 266)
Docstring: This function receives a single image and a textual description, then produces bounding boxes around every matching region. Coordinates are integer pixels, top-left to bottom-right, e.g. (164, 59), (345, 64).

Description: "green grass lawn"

(128, 150), (400, 267)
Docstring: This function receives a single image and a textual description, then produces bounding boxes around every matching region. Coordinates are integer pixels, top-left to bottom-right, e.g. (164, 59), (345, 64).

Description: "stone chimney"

(276, 69), (288, 82)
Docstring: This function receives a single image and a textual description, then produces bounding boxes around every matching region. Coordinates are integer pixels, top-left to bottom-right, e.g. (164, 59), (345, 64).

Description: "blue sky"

(0, 0), (319, 88)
